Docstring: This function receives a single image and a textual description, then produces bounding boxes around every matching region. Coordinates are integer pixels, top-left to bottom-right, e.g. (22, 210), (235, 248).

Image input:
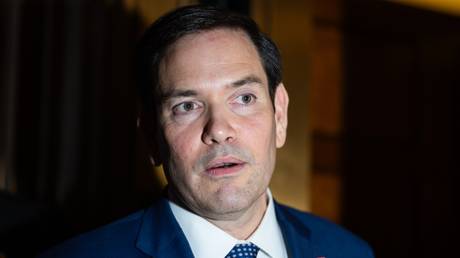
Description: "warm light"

(392, 0), (460, 16)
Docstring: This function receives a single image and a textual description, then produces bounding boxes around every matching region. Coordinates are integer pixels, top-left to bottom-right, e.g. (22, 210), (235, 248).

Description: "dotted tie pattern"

(225, 243), (260, 258)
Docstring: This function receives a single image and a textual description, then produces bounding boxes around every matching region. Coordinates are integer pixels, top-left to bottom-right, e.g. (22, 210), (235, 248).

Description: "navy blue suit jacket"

(39, 198), (374, 258)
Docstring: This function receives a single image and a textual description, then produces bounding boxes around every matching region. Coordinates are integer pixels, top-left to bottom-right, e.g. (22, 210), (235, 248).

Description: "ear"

(274, 83), (289, 148)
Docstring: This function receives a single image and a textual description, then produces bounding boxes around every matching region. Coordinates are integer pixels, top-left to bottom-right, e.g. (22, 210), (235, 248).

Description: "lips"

(205, 157), (246, 176)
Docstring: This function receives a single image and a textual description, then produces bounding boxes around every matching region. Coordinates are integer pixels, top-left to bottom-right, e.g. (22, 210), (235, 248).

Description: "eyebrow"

(231, 75), (263, 87)
(160, 75), (264, 101)
(160, 89), (197, 101)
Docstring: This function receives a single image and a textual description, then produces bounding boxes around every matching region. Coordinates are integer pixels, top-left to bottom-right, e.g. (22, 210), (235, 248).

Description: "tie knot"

(225, 242), (260, 258)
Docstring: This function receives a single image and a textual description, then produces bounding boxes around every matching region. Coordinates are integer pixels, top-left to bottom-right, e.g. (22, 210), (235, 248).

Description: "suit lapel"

(135, 198), (314, 258)
(275, 201), (314, 258)
(136, 198), (195, 258)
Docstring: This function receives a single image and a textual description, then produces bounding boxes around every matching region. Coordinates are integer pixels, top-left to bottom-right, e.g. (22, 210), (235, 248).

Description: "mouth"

(205, 157), (246, 177)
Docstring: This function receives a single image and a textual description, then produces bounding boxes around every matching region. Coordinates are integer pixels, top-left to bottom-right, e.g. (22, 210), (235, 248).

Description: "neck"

(207, 193), (268, 240)
(168, 187), (269, 240)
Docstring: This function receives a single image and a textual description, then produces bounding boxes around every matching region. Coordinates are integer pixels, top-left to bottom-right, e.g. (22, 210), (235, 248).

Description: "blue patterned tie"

(225, 242), (260, 258)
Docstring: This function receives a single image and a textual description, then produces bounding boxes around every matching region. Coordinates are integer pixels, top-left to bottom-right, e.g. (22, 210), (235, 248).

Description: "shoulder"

(38, 210), (148, 258)
(275, 202), (374, 258)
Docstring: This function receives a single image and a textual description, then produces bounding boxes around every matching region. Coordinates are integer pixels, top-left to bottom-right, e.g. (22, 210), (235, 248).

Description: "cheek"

(239, 112), (276, 151)
(164, 123), (202, 169)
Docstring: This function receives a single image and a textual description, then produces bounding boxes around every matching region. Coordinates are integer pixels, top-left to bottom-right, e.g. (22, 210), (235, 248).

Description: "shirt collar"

(248, 190), (287, 258)
(169, 189), (287, 258)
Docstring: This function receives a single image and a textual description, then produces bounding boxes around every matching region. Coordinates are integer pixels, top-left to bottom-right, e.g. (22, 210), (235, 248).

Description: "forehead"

(158, 28), (267, 92)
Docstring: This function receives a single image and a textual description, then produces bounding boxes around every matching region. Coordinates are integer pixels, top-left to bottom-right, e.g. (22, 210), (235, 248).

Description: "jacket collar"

(135, 197), (314, 258)
(136, 197), (194, 258)
(274, 201), (314, 258)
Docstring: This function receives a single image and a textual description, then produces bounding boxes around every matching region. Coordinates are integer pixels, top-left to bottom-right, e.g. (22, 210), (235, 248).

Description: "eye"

(236, 94), (257, 105)
(173, 101), (200, 115)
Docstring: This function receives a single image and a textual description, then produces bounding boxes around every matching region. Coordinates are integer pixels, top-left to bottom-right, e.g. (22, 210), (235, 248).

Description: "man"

(40, 5), (374, 258)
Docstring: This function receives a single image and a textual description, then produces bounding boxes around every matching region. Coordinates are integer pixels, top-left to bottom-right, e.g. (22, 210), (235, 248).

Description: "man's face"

(157, 28), (288, 219)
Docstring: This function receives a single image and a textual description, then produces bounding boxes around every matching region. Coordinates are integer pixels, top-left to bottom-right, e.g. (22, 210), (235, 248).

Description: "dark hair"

(137, 5), (281, 111)
(137, 4), (282, 116)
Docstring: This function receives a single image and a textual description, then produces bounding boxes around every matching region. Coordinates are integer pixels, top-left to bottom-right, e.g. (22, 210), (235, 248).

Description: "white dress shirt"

(169, 189), (288, 258)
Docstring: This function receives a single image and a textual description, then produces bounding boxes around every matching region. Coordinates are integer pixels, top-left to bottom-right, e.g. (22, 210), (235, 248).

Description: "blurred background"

(0, 0), (458, 257)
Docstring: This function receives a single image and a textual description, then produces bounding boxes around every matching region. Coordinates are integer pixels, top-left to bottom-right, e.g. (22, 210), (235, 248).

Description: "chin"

(211, 189), (256, 213)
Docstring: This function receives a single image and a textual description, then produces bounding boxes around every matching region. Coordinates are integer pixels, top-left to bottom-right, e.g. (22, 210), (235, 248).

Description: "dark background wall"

(0, 1), (161, 256)
(342, 1), (459, 257)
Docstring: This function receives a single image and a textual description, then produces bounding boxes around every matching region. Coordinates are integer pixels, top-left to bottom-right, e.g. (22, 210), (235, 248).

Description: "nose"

(202, 108), (236, 145)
